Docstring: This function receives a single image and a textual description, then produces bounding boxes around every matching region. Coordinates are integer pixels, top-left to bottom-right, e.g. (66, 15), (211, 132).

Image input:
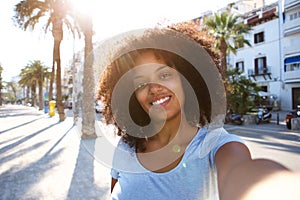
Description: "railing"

(248, 67), (272, 80)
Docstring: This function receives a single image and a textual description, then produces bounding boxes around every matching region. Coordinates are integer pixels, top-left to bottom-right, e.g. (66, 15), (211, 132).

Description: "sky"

(0, 0), (277, 82)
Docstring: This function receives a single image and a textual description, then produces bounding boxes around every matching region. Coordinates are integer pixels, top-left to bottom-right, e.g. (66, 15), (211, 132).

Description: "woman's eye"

(135, 82), (148, 90)
(160, 72), (172, 79)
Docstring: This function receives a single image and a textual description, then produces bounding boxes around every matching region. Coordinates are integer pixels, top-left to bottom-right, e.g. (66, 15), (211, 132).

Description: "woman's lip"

(151, 95), (171, 106)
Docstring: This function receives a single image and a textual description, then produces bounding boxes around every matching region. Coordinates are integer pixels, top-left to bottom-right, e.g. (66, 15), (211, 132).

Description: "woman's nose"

(148, 83), (162, 94)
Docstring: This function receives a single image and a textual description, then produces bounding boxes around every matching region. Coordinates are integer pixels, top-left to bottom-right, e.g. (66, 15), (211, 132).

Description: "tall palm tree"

(19, 61), (49, 110)
(6, 81), (19, 103)
(72, 10), (96, 139)
(14, 0), (79, 121)
(19, 67), (36, 106)
(204, 11), (252, 79)
(31, 60), (49, 110)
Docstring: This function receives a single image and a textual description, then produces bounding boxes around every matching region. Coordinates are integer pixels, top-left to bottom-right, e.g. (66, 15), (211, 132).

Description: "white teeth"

(152, 96), (170, 105)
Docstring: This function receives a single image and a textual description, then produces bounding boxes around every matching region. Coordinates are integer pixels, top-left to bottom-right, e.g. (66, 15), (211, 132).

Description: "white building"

(280, 0), (300, 110)
(227, 2), (282, 108)
(228, 0), (300, 110)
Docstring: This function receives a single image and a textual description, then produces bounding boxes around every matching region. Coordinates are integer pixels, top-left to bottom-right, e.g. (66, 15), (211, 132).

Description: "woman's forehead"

(133, 50), (165, 66)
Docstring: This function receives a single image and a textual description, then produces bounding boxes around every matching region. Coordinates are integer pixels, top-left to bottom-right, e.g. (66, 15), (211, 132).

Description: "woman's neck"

(146, 116), (198, 151)
(136, 116), (199, 172)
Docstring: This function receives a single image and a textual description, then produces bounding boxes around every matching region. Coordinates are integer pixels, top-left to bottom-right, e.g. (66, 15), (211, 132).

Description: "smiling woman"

(93, 27), (300, 200)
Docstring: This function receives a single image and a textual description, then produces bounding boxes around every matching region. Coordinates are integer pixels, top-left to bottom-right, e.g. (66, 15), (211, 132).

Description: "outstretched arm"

(216, 142), (300, 200)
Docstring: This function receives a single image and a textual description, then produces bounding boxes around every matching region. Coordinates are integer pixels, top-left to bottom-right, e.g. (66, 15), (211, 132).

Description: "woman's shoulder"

(191, 126), (245, 158)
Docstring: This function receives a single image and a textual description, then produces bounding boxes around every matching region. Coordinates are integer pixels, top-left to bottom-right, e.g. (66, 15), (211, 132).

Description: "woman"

(96, 28), (300, 200)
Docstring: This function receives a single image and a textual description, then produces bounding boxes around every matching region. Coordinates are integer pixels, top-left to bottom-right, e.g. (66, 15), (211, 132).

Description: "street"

(225, 122), (300, 172)
(0, 104), (300, 199)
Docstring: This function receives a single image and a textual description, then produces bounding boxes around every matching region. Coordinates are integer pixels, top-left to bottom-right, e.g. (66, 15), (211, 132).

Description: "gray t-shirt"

(110, 127), (245, 200)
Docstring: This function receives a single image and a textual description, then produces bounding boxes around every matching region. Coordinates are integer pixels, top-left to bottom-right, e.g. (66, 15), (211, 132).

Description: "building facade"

(227, 2), (283, 109)
(227, 0), (300, 110)
(281, 0), (300, 110)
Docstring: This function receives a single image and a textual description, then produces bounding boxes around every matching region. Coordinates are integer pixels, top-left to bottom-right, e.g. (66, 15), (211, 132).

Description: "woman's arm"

(215, 142), (300, 200)
(111, 178), (118, 193)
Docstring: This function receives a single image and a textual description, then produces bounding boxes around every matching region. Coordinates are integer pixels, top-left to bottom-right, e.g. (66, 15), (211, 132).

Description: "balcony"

(284, 70), (300, 82)
(248, 67), (272, 81)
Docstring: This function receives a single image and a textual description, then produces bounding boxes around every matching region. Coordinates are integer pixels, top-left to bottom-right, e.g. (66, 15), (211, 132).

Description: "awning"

(285, 55), (300, 64)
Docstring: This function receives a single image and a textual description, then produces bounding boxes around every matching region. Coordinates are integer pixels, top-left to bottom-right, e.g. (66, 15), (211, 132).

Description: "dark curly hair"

(96, 28), (220, 152)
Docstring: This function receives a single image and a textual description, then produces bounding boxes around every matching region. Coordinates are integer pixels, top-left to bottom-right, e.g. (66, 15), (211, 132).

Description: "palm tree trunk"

(31, 81), (36, 107)
(220, 38), (228, 80)
(49, 61), (55, 102)
(81, 18), (96, 139)
(72, 55), (79, 124)
(38, 79), (43, 110)
(26, 85), (30, 103)
(54, 41), (65, 121)
(52, 19), (65, 122)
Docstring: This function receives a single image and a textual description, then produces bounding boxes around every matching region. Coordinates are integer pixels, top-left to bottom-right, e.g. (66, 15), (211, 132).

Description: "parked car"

(63, 100), (72, 109)
(95, 100), (104, 114)
(285, 104), (300, 129)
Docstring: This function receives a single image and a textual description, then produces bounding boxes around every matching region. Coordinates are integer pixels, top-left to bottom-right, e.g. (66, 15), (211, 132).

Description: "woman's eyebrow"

(133, 65), (169, 80)
(133, 75), (143, 80)
(156, 65), (169, 72)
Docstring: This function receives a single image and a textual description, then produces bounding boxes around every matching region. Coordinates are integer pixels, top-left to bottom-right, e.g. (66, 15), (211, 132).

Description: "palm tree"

(204, 11), (252, 79)
(31, 60), (49, 110)
(72, 10), (96, 139)
(14, 0), (79, 121)
(19, 61), (49, 110)
(6, 81), (19, 103)
(19, 66), (36, 107)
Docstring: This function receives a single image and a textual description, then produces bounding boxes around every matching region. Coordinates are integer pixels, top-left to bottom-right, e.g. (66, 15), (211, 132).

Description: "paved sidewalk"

(0, 105), (111, 200)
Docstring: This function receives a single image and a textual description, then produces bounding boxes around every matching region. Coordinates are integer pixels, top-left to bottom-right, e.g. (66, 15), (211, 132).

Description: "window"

(289, 11), (300, 21)
(286, 62), (300, 72)
(284, 56), (300, 72)
(235, 61), (244, 72)
(254, 32), (264, 44)
(254, 57), (267, 75)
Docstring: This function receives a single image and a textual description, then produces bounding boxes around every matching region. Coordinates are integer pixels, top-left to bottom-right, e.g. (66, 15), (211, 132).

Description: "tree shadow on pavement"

(0, 122), (60, 155)
(0, 116), (46, 134)
(0, 141), (48, 164)
(0, 148), (64, 199)
(67, 139), (110, 200)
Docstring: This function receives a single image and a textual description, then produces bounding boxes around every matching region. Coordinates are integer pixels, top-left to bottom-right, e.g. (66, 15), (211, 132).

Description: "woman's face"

(132, 51), (185, 122)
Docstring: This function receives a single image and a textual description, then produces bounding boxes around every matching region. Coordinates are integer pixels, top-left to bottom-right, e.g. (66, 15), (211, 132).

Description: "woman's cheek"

(136, 92), (149, 111)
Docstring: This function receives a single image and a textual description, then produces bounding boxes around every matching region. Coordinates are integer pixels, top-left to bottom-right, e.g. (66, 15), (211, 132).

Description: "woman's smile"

(151, 95), (171, 106)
